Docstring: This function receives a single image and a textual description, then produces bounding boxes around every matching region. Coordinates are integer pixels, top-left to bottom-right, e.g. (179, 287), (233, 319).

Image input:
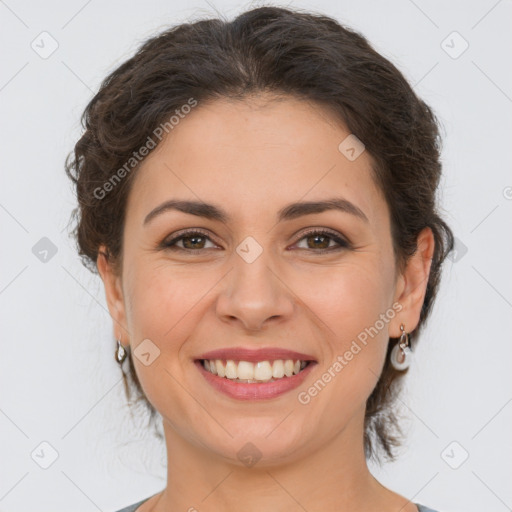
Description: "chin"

(203, 420), (309, 467)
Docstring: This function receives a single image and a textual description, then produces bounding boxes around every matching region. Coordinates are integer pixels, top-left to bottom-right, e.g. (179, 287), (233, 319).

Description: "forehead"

(126, 95), (387, 228)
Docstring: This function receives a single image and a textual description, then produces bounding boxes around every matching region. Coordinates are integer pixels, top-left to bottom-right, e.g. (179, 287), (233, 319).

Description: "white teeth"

(272, 359), (285, 379)
(216, 360), (225, 378)
(254, 361), (273, 381)
(225, 360), (237, 379)
(237, 361), (255, 380)
(284, 359), (294, 377)
(201, 358), (309, 382)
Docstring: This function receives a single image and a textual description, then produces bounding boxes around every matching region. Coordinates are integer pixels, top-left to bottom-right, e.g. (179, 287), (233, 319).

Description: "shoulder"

(416, 504), (442, 512)
(113, 496), (152, 512)
(114, 497), (441, 512)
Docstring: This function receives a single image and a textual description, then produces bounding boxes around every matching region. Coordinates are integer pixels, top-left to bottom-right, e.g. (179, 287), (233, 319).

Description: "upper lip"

(196, 347), (317, 363)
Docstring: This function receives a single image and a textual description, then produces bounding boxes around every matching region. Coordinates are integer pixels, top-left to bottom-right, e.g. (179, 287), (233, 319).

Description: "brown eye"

(162, 230), (218, 251)
(161, 228), (349, 254)
(294, 229), (349, 252)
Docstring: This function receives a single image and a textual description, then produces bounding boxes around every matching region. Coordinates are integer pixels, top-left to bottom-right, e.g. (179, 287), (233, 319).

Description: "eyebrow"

(143, 197), (369, 226)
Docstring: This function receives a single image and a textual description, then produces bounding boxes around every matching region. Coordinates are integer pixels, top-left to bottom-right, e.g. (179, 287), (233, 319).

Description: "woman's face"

(99, 95), (431, 465)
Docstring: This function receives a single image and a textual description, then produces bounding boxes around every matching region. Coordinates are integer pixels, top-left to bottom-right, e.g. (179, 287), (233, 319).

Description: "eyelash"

(160, 228), (350, 254)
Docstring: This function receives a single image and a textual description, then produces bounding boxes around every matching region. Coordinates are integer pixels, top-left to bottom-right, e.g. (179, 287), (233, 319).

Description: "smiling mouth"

(197, 358), (313, 383)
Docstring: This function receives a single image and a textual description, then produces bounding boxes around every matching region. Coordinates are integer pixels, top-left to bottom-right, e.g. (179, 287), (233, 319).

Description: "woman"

(65, 5), (454, 512)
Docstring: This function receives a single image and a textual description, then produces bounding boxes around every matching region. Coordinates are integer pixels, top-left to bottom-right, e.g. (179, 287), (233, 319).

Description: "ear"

(96, 246), (129, 345)
(391, 227), (435, 337)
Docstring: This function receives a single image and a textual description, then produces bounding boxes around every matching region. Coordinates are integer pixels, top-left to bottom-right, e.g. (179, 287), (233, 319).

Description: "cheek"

(294, 257), (394, 337)
(124, 258), (200, 340)
(123, 264), (200, 417)
(295, 259), (394, 394)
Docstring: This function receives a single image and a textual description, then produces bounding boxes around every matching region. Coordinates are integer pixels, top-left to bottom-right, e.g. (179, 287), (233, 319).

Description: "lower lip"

(194, 360), (317, 400)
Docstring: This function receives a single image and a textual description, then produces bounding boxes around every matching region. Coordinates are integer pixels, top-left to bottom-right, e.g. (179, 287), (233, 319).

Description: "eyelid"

(296, 226), (348, 241)
(161, 227), (220, 249)
(292, 227), (351, 249)
(161, 226), (350, 252)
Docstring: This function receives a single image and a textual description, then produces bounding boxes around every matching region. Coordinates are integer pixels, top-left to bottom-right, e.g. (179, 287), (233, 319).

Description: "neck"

(150, 409), (396, 512)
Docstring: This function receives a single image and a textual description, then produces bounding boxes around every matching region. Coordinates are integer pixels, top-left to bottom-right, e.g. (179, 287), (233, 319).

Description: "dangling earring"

(390, 323), (412, 371)
(115, 336), (128, 364)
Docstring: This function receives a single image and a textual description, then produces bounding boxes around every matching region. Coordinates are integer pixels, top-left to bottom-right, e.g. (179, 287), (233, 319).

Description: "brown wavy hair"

(65, 5), (454, 462)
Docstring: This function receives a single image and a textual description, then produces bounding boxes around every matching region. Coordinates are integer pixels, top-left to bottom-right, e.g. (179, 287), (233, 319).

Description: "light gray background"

(1, 1), (511, 511)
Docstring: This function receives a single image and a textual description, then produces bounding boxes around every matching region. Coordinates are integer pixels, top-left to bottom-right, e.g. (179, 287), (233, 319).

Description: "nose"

(215, 250), (295, 332)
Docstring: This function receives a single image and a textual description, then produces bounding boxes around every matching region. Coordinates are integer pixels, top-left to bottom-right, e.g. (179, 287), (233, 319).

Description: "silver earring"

(390, 323), (412, 371)
(115, 336), (128, 364)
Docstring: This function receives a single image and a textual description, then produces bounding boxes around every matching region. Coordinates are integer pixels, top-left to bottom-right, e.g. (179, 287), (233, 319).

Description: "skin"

(97, 94), (434, 512)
